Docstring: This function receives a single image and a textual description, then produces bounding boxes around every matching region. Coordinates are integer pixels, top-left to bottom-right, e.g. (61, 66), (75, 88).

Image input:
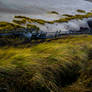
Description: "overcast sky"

(0, 0), (51, 14)
(0, 0), (57, 10)
(0, 0), (92, 14)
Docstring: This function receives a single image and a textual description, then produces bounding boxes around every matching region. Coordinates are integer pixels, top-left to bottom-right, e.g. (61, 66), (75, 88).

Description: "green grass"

(0, 35), (92, 92)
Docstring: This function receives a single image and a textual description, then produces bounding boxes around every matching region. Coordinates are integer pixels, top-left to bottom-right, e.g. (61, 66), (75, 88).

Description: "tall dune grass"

(0, 35), (92, 92)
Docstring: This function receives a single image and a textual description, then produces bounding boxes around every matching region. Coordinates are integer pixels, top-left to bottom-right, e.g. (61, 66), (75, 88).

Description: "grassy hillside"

(0, 35), (92, 92)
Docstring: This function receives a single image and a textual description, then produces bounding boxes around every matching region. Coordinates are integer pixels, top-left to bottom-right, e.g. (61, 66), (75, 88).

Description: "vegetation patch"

(14, 16), (27, 19)
(54, 12), (92, 23)
(62, 14), (73, 17)
(0, 21), (24, 33)
(27, 24), (40, 31)
(30, 19), (47, 25)
(77, 9), (86, 13)
(0, 35), (92, 92)
(14, 11), (92, 24)
(13, 18), (26, 25)
(48, 11), (59, 15)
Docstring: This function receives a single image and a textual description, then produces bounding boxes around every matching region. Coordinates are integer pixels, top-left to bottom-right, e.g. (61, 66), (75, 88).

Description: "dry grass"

(0, 35), (92, 92)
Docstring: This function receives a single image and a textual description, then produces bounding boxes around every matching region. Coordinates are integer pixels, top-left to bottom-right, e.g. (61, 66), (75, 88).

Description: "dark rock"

(87, 20), (92, 29)
(79, 27), (90, 33)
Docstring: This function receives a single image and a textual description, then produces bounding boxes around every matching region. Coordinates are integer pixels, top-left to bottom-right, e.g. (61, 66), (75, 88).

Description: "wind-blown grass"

(0, 35), (92, 92)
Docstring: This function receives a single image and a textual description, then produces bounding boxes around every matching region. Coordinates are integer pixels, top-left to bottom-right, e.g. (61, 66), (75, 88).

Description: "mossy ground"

(0, 35), (92, 92)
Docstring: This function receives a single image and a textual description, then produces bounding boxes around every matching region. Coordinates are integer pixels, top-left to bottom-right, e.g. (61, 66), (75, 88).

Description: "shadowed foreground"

(0, 35), (92, 92)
